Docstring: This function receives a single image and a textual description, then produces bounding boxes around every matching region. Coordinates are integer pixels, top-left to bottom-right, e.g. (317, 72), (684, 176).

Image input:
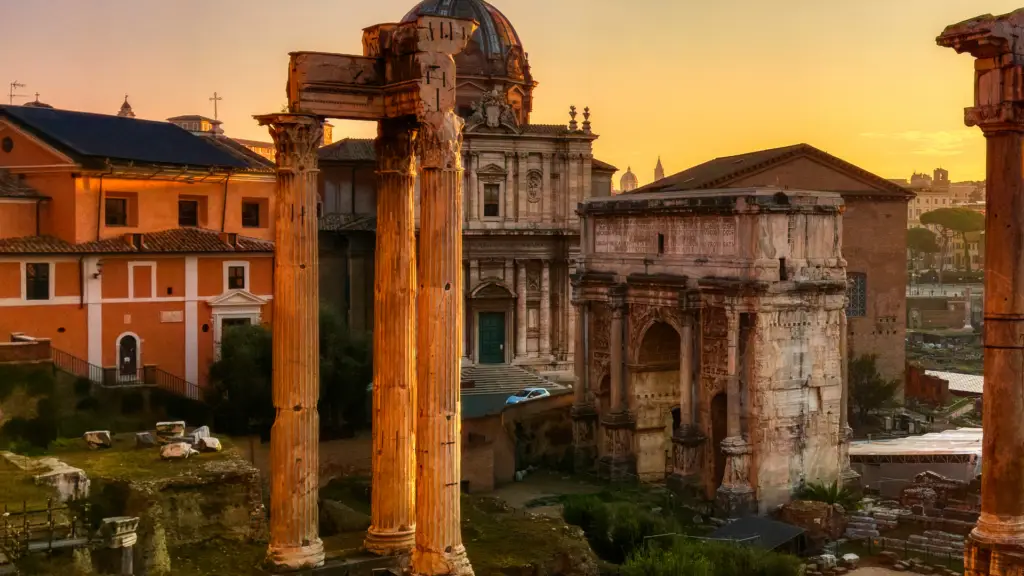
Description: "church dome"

(620, 167), (638, 192)
(402, 0), (528, 82)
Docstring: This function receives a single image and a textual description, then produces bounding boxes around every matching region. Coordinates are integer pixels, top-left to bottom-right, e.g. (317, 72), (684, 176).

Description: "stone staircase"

(460, 364), (567, 397)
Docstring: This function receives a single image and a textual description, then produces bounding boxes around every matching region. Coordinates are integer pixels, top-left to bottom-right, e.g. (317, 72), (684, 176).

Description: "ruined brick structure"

(572, 187), (851, 517)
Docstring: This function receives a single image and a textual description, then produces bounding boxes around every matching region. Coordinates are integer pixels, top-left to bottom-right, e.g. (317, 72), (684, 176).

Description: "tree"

(207, 305), (373, 436)
(907, 227), (939, 269)
(849, 354), (901, 424)
(920, 208), (985, 272)
(208, 323), (274, 436)
(800, 480), (859, 511)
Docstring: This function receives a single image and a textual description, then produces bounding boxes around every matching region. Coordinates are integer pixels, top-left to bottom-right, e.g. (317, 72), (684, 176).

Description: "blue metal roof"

(0, 105), (249, 169)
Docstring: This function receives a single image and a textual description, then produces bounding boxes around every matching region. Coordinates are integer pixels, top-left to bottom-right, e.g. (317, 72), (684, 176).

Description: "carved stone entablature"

(465, 88), (521, 134)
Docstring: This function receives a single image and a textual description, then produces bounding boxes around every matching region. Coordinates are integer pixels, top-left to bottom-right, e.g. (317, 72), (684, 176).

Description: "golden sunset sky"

(0, 0), (1011, 184)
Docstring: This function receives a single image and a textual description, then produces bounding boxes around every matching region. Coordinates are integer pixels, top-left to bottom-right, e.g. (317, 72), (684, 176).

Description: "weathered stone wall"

(905, 364), (951, 406)
(631, 369), (677, 481)
(462, 443), (496, 493)
(751, 304), (844, 513)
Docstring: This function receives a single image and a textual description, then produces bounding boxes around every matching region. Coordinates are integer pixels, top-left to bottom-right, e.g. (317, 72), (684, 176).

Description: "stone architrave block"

(83, 430), (112, 449)
(160, 442), (199, 460)
(198, 437), (222, 452)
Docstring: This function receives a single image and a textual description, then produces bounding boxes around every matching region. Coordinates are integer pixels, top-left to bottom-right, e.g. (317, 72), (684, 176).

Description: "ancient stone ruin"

(571, 187), (857, 516)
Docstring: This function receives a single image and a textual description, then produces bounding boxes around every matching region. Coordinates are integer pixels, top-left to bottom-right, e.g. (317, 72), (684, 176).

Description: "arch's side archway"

(631, 321), (681, 481)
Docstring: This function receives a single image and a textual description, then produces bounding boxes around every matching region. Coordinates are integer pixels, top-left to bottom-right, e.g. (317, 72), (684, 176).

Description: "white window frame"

(223, 261), (250, 292)
(21, 261), (54, 301)
(127, 261), (157, 299)
(114, 331), (142, 381)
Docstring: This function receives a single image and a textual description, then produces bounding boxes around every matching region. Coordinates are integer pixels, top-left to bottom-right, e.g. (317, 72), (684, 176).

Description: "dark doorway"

(118, 335), (138, 378)
(711, 392), (728, 488)
(478, 312), (505, 364)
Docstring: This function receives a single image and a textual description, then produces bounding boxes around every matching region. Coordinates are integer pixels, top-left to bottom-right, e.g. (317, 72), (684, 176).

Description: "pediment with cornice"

(207, 289), (268, 308)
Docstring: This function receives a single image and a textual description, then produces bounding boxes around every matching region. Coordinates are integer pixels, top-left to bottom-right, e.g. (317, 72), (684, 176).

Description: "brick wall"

(0, 334), (51, 363)
(907, 297), (968, 330)
(905, 364), (950, 406)
(462, 443), (496, 493)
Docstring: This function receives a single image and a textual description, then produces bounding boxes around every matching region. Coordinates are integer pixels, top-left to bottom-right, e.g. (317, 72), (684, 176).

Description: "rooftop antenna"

(8, 81), (26, 105)
(209, 91), (223, 120)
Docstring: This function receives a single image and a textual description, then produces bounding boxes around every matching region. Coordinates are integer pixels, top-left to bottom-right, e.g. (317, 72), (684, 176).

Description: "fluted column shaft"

(726, 310), (741, 439)
(540, 260), (551, 357)
(573, 300), (587, 405)
(365, 119), (418, 556)
(609, 303), (624, 412)
(413, 111), (473, 576)
(679, 315), (694, 426)
(516, 260), (527, 358)
(257, 113), (325, 572)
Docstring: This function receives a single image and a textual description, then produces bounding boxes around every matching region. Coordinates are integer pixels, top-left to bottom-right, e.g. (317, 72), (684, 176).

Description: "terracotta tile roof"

(319, 138), (375, 163)
(0, 169), (44, 198)
(0, 228), (273, 254)
(202, 135), (275, 172)
(591, 158), (618, 172)
(319, 214), (377, 232)
(521, 124), (571, 135)
(630, 143), (914, 199)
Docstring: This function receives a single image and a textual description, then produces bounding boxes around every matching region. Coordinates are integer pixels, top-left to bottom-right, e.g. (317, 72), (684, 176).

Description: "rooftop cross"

(209, 91), (223, 120)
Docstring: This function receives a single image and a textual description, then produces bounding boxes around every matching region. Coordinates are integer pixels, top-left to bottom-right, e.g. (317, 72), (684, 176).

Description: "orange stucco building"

(0, 103), (277, 391)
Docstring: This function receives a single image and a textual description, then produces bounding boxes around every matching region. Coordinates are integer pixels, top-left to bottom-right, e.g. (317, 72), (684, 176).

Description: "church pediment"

(477, 163), (507, 175)
(208, 289), (268, 308)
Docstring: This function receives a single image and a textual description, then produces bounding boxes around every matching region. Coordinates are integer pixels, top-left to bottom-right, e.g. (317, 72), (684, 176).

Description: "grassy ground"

(0, 454), (55, 510)
(49, 433), (238, 482)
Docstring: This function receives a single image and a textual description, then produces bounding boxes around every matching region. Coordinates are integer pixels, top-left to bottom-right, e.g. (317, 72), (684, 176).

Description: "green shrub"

(800, 480), (859, 511)
(562, 495), (678, 564)
(622, 540), (801, 576)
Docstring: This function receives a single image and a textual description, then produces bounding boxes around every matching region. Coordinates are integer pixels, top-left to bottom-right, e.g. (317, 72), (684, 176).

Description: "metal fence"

(0, 499), (91, 563)
(834, 534), (965, 573)
(50, 346), (203, 402)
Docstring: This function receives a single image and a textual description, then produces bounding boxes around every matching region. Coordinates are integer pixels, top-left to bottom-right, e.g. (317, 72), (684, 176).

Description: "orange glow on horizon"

(0, 0), (1008, 184)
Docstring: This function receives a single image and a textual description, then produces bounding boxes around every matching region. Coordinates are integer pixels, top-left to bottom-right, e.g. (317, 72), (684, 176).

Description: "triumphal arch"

(256, 14), (478, 575)
(571, 187), (856, 516)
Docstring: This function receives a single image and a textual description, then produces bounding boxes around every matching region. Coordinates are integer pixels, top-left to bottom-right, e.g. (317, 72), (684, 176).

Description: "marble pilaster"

(540, 260), (551, 358)
(515, 260), (527, 359)
(517, 151), (528, 222)
(504, 152), (515, 222)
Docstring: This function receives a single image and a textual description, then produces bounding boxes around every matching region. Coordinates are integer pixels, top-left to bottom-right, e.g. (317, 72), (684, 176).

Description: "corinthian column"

(939, 15), (1024, 574)
(413, 110), (474, 576)
(716, 309), (753, 518)
(365, 118), (418, 556)
(255, 113), (325, 571)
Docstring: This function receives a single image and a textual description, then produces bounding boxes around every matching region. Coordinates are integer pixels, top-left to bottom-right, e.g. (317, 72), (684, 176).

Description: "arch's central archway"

(631, 321), (682, 481)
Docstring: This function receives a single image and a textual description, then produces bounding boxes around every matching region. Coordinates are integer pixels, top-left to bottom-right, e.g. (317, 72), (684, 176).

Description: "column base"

(599, 410), (636, 482)
(571, 404), (599, 473)
(412, 544), (474, 576)
(257, 551), (407, 575)
(966, 530), (1024, 576)
(364, 528), (416, 557)
(715, 485), (755, 519)
(840, 467), (862, 497)
(667, 472), (702, 498)
(266, 539), (326, 572)
(597, 455), (637, 482)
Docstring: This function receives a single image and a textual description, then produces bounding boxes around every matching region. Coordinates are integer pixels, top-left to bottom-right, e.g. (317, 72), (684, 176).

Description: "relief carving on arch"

(628, 304), (684, 363)
(700, 306), (728, 392)
(591, 305), (610, 353)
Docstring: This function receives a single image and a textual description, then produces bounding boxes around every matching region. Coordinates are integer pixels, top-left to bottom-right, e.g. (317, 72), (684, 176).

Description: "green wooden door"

(478, 312), (506, 364)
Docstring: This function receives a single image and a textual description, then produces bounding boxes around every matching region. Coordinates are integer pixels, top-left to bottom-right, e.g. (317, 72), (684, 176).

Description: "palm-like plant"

(800, 481), (859, 511)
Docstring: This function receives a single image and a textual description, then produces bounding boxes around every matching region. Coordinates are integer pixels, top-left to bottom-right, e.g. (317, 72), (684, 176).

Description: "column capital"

(418, 111), (464, 170)
(938, 13), (1024, 132)
(517, 151), (530, 159)
(255, 113), (323, 172)
(542, 152), (553, 160)
(376, 118), (418, 176)
(505, 151), (516, 159)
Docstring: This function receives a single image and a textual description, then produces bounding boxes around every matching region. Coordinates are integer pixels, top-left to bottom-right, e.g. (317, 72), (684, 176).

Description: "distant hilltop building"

(899, 167), (981, 227)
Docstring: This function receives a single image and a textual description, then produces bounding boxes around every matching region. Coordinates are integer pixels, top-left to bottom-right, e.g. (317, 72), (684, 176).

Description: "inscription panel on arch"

(593, 215), (738, 256)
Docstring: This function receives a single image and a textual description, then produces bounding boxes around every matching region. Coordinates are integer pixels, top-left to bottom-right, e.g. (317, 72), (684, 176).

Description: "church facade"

(318, 0), (616, 375)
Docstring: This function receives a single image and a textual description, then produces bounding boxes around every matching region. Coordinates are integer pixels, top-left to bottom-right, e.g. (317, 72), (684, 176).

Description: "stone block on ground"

(83, 430), (112, 449)
(155, 421), (186, 443)
(319, 499), (371, 535)
(841, 553), (859, 569)
(160, 442), (198, 460)
(197, 437), (222, 452)
(136, 432), (157, 448)
(33, 458), (90, 502)
(880, 551), (900, 565)
(893, 563), (907, 572)
(191, 425), (210, 439)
